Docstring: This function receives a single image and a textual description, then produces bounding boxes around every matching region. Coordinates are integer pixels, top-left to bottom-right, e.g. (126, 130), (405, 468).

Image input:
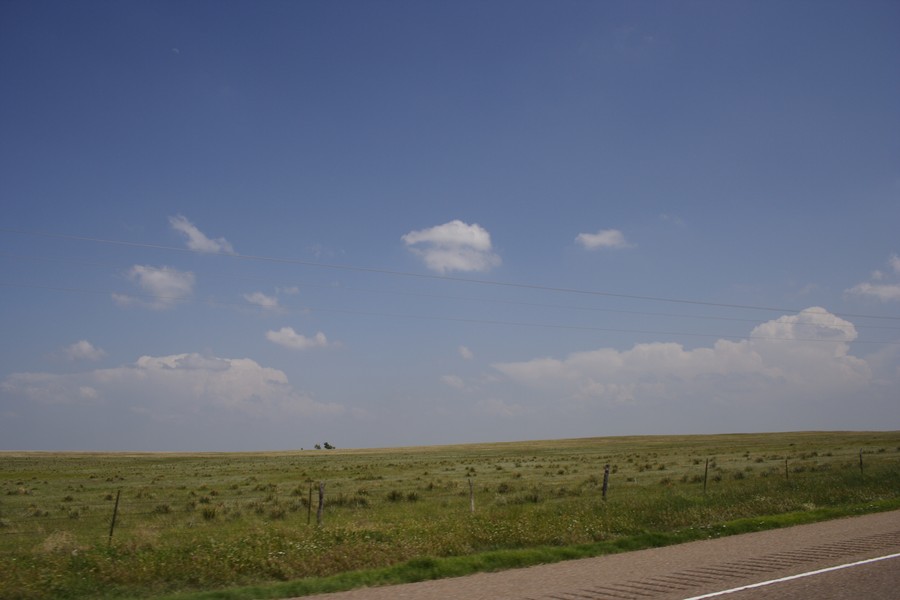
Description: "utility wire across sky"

(4, 251), (900, 335)
(3, 228), (899, 324)
(3, 281), (898, 346)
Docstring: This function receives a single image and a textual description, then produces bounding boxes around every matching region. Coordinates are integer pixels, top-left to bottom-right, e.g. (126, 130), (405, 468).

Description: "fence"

(1, 443), (898, 554)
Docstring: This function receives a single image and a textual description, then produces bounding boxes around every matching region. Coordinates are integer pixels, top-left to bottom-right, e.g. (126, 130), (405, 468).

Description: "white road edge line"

(681, 552), (900, 600)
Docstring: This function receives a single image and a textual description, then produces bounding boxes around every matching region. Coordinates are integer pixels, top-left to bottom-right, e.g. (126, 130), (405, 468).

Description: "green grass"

(1, 431), (898, 600)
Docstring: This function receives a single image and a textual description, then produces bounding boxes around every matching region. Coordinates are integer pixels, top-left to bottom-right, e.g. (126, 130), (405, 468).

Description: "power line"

(2, 227), (899, 322)
(3, 282), (897, 345)
(4, 251), (898, 333)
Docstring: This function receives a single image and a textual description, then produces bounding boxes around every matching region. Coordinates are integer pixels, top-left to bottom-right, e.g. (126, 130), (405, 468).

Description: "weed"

(38, 531), (83, 554)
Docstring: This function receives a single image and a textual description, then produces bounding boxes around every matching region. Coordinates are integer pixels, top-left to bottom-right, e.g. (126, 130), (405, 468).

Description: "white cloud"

(169, 214), (235, 254)
(64, 340), (106, 362)
(244, 291), (280, 311)
(575, 228), (633, 250)
(659, 213), (685, 226)
(493, 307), (870, 407)
(79, 386), (99, 399)
(441, 374), (466, 389)
(751, 307), (856, 342)
(846, 283), (900, 302)
(114, 265), (195, 310)
(458, 345), (474, 360)
(847, 255), (900, 302)
(1, 353), (343, 418)
(402, 220), (501, 274)
(266, 327), (332, 350)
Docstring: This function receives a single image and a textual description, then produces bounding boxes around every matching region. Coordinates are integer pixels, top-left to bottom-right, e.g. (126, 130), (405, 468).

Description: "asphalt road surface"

(688, 554), (900, 600)
(294, 509), (900, 600)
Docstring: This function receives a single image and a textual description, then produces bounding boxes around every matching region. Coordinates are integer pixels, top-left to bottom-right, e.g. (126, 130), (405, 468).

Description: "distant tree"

(323, 442), (335, 450)
(314, 444), (321, 450)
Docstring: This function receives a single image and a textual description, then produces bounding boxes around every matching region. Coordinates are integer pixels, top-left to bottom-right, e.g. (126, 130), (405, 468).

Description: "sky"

(1, 0), (898, 451)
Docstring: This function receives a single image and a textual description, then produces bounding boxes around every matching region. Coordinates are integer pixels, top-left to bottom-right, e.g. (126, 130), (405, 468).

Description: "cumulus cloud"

(64, 340), (106, 362)
(266, 327), (332, 350)
(244, 291), (280, 311)
(847, 283), (900, 302)
(847, 255), (900, 302)
(1, 353), (343, 418)
(575, 228), (633, 250)
(402, 220), (501, 273)
(458, 345), (474, 360)
(169, 214), (235, 254)
(493, 307), (870, 407)
(113, 265), (195, 310)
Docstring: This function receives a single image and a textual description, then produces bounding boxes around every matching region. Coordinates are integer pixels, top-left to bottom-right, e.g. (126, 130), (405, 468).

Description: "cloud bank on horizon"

(2, 296), (896, 451)
(492, 308), (868, 406)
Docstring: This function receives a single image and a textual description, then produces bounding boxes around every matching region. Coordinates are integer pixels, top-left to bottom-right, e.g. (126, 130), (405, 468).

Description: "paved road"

(294, 510), (900, 600)
(696, 554), (900, 600)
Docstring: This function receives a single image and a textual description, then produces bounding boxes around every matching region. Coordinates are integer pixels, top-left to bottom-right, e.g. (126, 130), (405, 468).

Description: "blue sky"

(2, 0), (898, 451)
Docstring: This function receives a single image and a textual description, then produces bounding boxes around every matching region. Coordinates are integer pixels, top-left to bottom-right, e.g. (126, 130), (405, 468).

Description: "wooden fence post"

(703, 458), (709, 493)
(108, 489), (121, 546)
(316, 482), (325, 526)
(468, 478), (475, 514)
(785, 457), (789, 481)
(601, 464), (610, 501)
(307, 482), (313, 525)
(859, 449), (864, 475)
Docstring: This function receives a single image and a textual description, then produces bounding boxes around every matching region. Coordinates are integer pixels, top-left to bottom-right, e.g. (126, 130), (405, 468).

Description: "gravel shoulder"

(293, 510), (900, 600)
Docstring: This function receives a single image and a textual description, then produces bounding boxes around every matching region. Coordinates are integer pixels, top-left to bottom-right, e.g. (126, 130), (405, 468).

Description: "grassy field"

(1, 431), (899, 600)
